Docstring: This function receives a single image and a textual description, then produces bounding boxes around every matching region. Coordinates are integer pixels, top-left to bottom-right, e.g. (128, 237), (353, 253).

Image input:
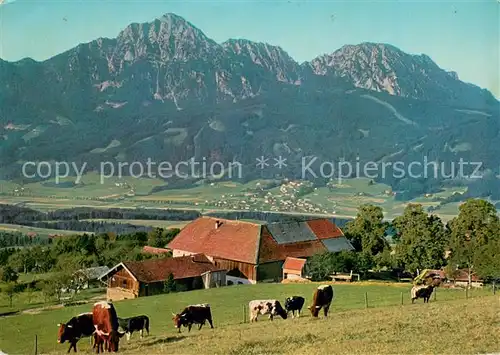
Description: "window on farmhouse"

(122, 279), (127, 288)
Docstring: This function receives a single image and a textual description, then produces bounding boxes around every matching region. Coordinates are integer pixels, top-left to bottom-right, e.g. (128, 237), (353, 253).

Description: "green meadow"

(0, 282), (493, 354)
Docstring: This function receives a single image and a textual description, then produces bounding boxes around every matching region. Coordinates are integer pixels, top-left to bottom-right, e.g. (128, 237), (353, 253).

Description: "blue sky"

(1, 0), (498, 97)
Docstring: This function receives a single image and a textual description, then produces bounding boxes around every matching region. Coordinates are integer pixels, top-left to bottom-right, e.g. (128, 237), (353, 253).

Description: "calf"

(411, 284), (435, 303)
(172, 304), (214, 333)
(57, 313), (95, 353)
(118, 315), (150, 341)
(92, 301), (122, 353)
(308, 284), (334, 318)
(284, 296), (305, 318)
(249, 300), (287, 322)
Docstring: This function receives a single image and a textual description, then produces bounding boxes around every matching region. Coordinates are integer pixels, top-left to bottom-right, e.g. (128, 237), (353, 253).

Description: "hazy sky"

(1, 0), (498, 97)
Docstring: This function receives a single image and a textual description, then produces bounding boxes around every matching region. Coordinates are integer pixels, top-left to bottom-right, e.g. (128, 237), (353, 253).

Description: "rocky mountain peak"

(114, 13), (219, 64)
(308, 42), (495, 106)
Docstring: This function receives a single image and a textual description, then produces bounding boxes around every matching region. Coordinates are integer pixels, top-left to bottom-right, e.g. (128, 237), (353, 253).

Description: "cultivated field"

(0, 175), (472, 221)
(0, 282), (494, 354)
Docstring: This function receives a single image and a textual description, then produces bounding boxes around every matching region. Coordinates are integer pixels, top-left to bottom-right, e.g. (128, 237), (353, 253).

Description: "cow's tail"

(145, 317), (150, 334)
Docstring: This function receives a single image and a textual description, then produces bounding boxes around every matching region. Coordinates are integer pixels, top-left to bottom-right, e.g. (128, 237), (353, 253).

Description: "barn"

(167, 217), (354, 284)
(100, 254), (227, 301)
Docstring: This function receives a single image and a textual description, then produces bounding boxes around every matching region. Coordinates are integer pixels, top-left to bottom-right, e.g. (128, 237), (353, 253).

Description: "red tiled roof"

(283, 257), (307, 271)
(447, 269), (483, 282)
(142, 246), (171, 255)
(306, 219), (344, 239)
(167, 217), (262, 264)
(258, 229), (327, 263)
(120, 254), (224, 283)
(168, 217), (348, 265)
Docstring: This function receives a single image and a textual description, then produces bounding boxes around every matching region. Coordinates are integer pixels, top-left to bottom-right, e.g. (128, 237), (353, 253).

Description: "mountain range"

(1, 13), (499, 199)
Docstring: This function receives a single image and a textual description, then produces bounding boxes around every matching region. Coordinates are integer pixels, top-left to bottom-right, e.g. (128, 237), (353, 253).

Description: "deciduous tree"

(392, 204), (447, 274)
(447, 199), (500, 285)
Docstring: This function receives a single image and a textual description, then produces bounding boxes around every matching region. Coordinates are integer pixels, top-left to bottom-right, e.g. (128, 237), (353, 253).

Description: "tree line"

(307, 199), (500, 284)
(21, 220), (154, 234)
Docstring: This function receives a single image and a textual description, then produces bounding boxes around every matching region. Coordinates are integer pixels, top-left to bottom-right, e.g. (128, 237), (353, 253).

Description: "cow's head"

(57, 323), (73, 343)
(307, 305), (321, 317)
(284, 297), (295, 312)
(172, 313), (183, 329)
(108, 331), (120, 352)
(274, 301), (288, 320)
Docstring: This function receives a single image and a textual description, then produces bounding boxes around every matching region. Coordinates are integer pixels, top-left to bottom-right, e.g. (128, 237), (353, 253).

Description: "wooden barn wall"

(257, 261), (284, 282)
(213, 258), (256, 281)
(107, 268), (139, 295)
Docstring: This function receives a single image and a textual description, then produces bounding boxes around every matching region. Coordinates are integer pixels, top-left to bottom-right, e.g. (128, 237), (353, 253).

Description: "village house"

(73, 266), (110, 289)
(99, 254), (226, 301)
(167, 217), (354, 284)
(282, 257), (309, 281)
(420, 268), (484, 288)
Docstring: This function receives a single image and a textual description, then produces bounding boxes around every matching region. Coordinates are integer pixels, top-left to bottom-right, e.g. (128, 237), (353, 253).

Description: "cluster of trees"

(0, 227), (181, 305)
(0, 231), (50, 248)
(307, 199), (500, 283)
(0, 204), (201, 225)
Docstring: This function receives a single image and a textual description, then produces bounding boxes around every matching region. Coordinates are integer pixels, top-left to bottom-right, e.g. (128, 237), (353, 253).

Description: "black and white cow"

(411, 284), (435, 303)
(172, 304), (214, 333)
(284, 296), (305, 318)
(117, 315), (150, 341)
(57, 313), (95, 353)
(248, 300), (288, 322)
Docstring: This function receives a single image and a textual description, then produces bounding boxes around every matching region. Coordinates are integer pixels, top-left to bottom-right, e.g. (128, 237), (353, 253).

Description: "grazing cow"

(411, 284), (435, 304)
(92, 301), (122, 353)
(308, 284), (334, 318)
(248, 300), (287, 322)
(284, 296), (305, 318)
(172, 304), (214, 333)
(57, 313), (95, 353)
(118, 315), (150, 341)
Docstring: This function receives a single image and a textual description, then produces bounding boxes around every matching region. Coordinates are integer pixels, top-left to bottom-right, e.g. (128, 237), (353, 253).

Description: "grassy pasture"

(0, 282), (493, 354)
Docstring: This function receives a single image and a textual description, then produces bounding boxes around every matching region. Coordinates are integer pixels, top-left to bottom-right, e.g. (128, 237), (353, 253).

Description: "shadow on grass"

(141, 336), (186, 346)
(0, 310), (19, 317)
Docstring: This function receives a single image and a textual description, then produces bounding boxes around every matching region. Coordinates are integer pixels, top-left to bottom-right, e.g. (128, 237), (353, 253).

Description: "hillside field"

(0, 282), (495, 354)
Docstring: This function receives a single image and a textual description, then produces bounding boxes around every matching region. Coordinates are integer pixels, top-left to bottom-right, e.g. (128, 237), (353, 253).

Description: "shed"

(282, 257), (308, 281)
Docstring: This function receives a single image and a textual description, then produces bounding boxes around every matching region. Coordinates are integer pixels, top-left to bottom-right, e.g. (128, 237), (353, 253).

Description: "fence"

(237, 285), (496, 324)
(29, 284), (496, 354)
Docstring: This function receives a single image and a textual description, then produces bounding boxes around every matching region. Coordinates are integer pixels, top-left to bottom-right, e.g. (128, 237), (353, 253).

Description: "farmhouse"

(448, 269), (484, 288)
(282, 257), (308, 281)
(167, 217), (354, 284)
(100, 254), (227, 301)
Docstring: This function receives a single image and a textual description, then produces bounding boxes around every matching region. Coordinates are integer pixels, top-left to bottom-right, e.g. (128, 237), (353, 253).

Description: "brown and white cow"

(57, 313), (95, 353)
(308, 284), (334, 317)
(172, 304), (213, 333)
(248, 300), (287, 322)
(92, 301), (123, 353)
